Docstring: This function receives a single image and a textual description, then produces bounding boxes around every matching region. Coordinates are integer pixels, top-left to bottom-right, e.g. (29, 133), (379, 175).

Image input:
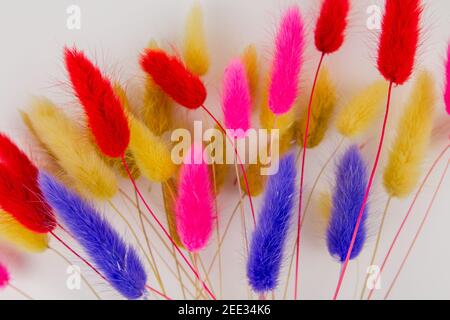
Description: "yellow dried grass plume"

(242, 45), (259, 105)
(383, 71), (436, 198)
(142, 41), (173, 136)
(336, 80), (387, 138)
(297, 67), (337, 148)
(183, 3), (209, 76)
(128, 114), (176, 182)
(26, 98), (118, 200)
(162, 178), (184, 248)
(0, 210), (48, 253)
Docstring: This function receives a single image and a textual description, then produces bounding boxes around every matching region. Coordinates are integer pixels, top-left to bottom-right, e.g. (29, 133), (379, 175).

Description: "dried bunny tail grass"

(0, 210), (49, 253)
(260, 72), (297, 135)
(27, 98), (118, 200)
(314, 0), (350, 54)
(0, 133), (56, 233)
(141, 41), (173, 136)
(240, 163), (266, 197)
(128, 115), (176, 182)
(176, 143), (214, 252)
(64, 47), (130, 158)
(162, 178), (184, 248)
(297, 67), (337, 148)
(335, 80), (387, 138)
(241, 45), (259, 104)
(383, 71), (435, 198)
(183, 3), (210, 76)
(247, 154), (297, 292)
(208, 127), (229, 193)
(222, 59), (251, 137)
(0, 262), (9, 289)
(377, 0), (421, 85)
(39, 172), (147, 300)
(111, 84), (141, 179)
(0, 133), (37, 184)
(445, 43), (450, 115)
(318, 191), (332, 223)
(327, 146), (369, 262)
(269, 6), (305, 115)
(140, 49), (206, 110)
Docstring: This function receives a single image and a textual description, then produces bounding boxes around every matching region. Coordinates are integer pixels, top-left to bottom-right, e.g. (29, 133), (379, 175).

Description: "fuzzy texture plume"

(0, 263), (9, 289)
(140, 49), (207, 110)
(297, 67), (337, 148)
(247, 154), (297, 293)
(183, 4), (209, 76)
(318, 191), (332, 222)
(0, 210), (49, 253)
(208, 127), (229, 194)
(128, 115), (176, 182)
(64, 48), (130, 158)
(176, 144), (214, 252)
(162, 178), (184, 248)
(383, 71), (435, 198)
(0, 134), (37, 184)
(240, 163), (266, 197)
(141, 41), (173, 136)
(260, 72), (297, 135)
(315, 0), (350, 54)
(26, 98), (118, 199)
(111, 84), (142, 179)
(327, 146), (368, 262)
(38, 172), (147, 299)
(377, 0), (421, 85)
(269, 6), (305, 115)
(0, 134), (55, 233)
(222, 59), (251, 138)
(445, 44), (450, 115)
(241, 45), (259, 105)
(335, 80), (387, 138)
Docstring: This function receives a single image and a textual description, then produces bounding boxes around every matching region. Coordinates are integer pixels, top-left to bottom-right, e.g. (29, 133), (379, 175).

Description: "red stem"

(364, 146), (450, 299)
(383, 160), (449, 299)
(121, 156), (216, 300)
(145, 284), (173, 300)
(333, 81), (394, 300)
(200, 105), (256, 226)
(293, 53), (325, 299)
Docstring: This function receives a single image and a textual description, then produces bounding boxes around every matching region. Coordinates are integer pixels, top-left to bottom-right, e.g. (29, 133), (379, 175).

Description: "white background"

(0, 0), (449, 300)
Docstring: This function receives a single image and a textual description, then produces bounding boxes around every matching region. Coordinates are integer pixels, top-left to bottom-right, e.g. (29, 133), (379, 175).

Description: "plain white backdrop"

(0, 0), (449, 300)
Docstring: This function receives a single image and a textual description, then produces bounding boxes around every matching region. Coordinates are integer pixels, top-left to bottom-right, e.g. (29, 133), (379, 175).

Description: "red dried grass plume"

(0, 133), (56, 233)
(140, 49), (207, 110)
(64, 47), (130, 158)
(377, 0), (422, 85)
(314, 0), (350, 54)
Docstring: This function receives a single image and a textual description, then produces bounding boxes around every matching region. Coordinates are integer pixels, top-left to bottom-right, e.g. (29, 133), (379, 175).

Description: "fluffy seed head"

(64, 47), (130, 158)
(377, 0), (422, 85)
(315, 0), (350, 54)
(140, 49), (207, 109)
(269, 6), (305, 115)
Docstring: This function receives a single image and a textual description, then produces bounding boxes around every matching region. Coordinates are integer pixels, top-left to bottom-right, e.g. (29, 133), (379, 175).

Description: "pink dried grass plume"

(0, 263), (9, 289)
(445, 43), (450, 115)
(175, 144), (214, 252)
(222, 59), (251, 139)
(269, 6), (305, 115)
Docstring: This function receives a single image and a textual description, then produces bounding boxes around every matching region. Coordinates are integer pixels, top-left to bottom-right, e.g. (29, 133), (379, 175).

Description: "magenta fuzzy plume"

(269, 6), (305, 115)
(0, 262), (9, 289)
(222, 59), (251, 138)
(176, 143), (214, 252)
(445, 43), (450, 115)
